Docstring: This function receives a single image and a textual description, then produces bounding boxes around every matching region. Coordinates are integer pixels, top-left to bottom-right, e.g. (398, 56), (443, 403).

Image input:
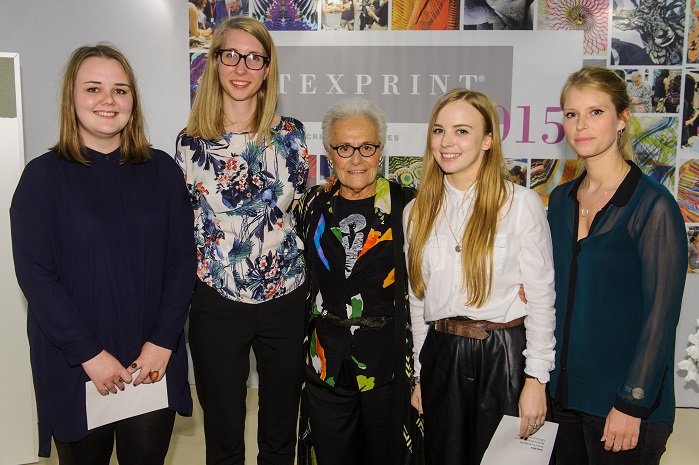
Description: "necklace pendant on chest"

(455, 244), (462, 252)
(581, 208), (590, 217)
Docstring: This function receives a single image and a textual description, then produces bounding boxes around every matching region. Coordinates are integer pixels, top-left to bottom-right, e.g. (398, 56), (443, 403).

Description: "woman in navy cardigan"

(10, 44), (195, 464)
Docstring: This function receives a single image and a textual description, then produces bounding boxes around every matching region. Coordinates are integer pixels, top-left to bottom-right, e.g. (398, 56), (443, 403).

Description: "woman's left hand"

(129, 341), (172, 386)
(518, 377), (547, 439)
(602, 408), (640, 452)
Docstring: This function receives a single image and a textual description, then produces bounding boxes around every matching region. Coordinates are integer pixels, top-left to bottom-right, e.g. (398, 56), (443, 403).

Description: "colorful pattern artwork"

(679, 159), (699, 222)
(531, 158), (580, 207)
(537, 0), (609, 56)
(630, 115), (678, 190)
(388, 155), (422, 189)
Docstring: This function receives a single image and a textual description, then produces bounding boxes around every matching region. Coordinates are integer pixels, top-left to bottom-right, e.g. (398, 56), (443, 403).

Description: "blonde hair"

(50, 43), (151, 165)
(186, 16), (279, 144)
(407, 89), (510, 308)
(560, 66), (633, 162)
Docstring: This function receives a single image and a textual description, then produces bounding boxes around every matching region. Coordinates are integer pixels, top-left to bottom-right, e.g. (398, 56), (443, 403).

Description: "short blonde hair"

(187, 17), (279, 144)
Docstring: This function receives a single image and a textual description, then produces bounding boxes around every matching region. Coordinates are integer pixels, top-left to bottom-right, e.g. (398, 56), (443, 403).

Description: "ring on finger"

(528, 422), (538, 429)
(149, 370), (159, 382)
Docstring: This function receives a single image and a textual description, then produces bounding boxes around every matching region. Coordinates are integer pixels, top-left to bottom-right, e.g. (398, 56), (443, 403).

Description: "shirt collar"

(444, 176), (477, 205)
(567, 160), (641, 207)
(85, 147), (122, 166)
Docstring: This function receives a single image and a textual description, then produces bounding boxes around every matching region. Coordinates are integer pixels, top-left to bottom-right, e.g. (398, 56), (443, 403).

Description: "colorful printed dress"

(295, 176), (423, 464)
(175, 116), (309, 303)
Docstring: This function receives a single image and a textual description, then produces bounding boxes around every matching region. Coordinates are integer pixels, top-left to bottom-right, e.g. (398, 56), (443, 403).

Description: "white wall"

(0, 0), (190, 162)
(0, 2), (189, 462)
(0, 52), (38, 465)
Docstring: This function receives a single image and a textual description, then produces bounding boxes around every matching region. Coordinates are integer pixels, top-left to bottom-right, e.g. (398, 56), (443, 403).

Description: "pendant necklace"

(580, 164), (629, 218)
(444, 191), (473, 253)
(445, 215), (463, 252)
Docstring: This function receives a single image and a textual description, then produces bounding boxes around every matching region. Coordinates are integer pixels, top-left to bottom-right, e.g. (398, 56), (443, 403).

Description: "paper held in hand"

(480, 415), (558, 465)
(85, 372), (169, 430)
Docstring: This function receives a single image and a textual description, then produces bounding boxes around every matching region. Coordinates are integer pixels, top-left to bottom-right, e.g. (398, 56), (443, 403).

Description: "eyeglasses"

(330, 143), (381, 158)
(215, 49), (269, 70)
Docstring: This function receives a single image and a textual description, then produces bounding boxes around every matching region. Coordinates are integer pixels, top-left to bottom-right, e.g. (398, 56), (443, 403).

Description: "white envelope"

(481, 415), (558, 465)
(85, 373), (169, 430)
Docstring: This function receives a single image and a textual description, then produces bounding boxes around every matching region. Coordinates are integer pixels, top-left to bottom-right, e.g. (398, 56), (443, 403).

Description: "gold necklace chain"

(580, 164), (629, 218)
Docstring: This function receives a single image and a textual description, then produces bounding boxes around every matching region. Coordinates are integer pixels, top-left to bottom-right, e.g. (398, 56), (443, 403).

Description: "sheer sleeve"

(614, 192), (686, 417)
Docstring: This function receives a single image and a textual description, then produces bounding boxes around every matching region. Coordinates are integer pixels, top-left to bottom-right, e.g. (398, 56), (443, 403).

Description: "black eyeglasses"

(330, 143), (381, 158)
(215, 49), (269, 70)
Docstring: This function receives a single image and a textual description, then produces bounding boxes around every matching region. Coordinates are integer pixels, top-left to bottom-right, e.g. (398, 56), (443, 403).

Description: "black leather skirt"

(420, 323), (526, 465)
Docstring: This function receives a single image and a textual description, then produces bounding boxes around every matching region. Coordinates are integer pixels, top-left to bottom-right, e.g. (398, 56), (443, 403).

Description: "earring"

(327, 158), (334, 171)
(617, 128), (623, 144)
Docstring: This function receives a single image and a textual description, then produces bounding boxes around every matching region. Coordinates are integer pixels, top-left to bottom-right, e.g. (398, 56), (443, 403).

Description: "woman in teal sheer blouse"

(547, 66), (686, 465)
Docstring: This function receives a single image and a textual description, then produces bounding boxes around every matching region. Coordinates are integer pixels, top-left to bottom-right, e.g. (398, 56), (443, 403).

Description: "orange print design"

(382, 268), (395, 288)
(358, 228), (392, 259)
(314, 329), (327, 381)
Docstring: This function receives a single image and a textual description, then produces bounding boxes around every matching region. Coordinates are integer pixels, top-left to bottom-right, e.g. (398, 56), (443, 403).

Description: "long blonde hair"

(407, 89), (510, 308)
(186, 16), (279, 144)
(50, 44), (151, 165)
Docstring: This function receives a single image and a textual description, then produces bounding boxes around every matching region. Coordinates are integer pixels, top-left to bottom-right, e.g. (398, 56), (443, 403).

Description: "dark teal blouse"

(547, 161), (685, 424)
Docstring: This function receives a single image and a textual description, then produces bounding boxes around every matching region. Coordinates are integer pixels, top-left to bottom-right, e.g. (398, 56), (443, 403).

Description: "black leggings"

(54, 408), (175, 465)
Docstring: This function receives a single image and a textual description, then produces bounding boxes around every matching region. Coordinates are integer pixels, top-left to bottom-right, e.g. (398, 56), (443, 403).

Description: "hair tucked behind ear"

(560, 66), (633, 163)
(407, 89), (510, 308)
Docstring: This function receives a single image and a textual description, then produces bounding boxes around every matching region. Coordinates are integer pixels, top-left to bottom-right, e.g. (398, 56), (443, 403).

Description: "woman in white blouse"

(404, 89), (556, 465)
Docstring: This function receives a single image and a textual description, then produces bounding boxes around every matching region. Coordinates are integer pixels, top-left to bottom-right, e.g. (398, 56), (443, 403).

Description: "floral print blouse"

(176, 116), (309, 303)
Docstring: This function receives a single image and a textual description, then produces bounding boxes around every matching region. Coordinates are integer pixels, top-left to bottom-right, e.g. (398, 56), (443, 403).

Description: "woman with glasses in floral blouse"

(176, 16), (309, 465)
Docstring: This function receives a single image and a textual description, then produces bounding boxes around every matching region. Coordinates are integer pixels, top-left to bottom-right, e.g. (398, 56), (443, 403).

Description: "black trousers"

(55, 408), (175, 465)
(552, 402), (672, 465)
(305, 360), (392, 465)
(189, 280), (306, 465)
(420, 324), (526, 465)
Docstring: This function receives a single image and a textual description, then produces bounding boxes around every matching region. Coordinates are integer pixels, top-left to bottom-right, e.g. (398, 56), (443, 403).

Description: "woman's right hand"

(411, 383), (424, 415)
(82, 350), (132, 395)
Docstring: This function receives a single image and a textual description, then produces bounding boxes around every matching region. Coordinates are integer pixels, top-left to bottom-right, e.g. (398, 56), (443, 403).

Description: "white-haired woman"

(295, 98), (421, 465)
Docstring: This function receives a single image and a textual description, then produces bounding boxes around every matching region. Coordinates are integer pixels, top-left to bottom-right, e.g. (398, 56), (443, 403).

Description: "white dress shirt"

(404, 178), (556, 382)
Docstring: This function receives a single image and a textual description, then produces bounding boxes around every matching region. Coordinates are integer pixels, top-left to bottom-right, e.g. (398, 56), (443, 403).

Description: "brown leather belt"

(432, 316), (525, 340)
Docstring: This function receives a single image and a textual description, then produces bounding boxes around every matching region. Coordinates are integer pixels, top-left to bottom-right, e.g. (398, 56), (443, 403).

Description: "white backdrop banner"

(273, 30), (584, 159)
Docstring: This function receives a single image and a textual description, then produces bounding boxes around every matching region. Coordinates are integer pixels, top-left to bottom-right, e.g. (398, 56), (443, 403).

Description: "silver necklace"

(443, 192), (473, 253)
(580, 165), (628, 218)
(445, 214), (463, 252)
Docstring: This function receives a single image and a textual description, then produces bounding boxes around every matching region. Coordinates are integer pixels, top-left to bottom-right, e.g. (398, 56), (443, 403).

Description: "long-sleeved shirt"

(404, 179), (556, 381)
(547, 162), (686, 423)
(11, 148), (195, 456)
